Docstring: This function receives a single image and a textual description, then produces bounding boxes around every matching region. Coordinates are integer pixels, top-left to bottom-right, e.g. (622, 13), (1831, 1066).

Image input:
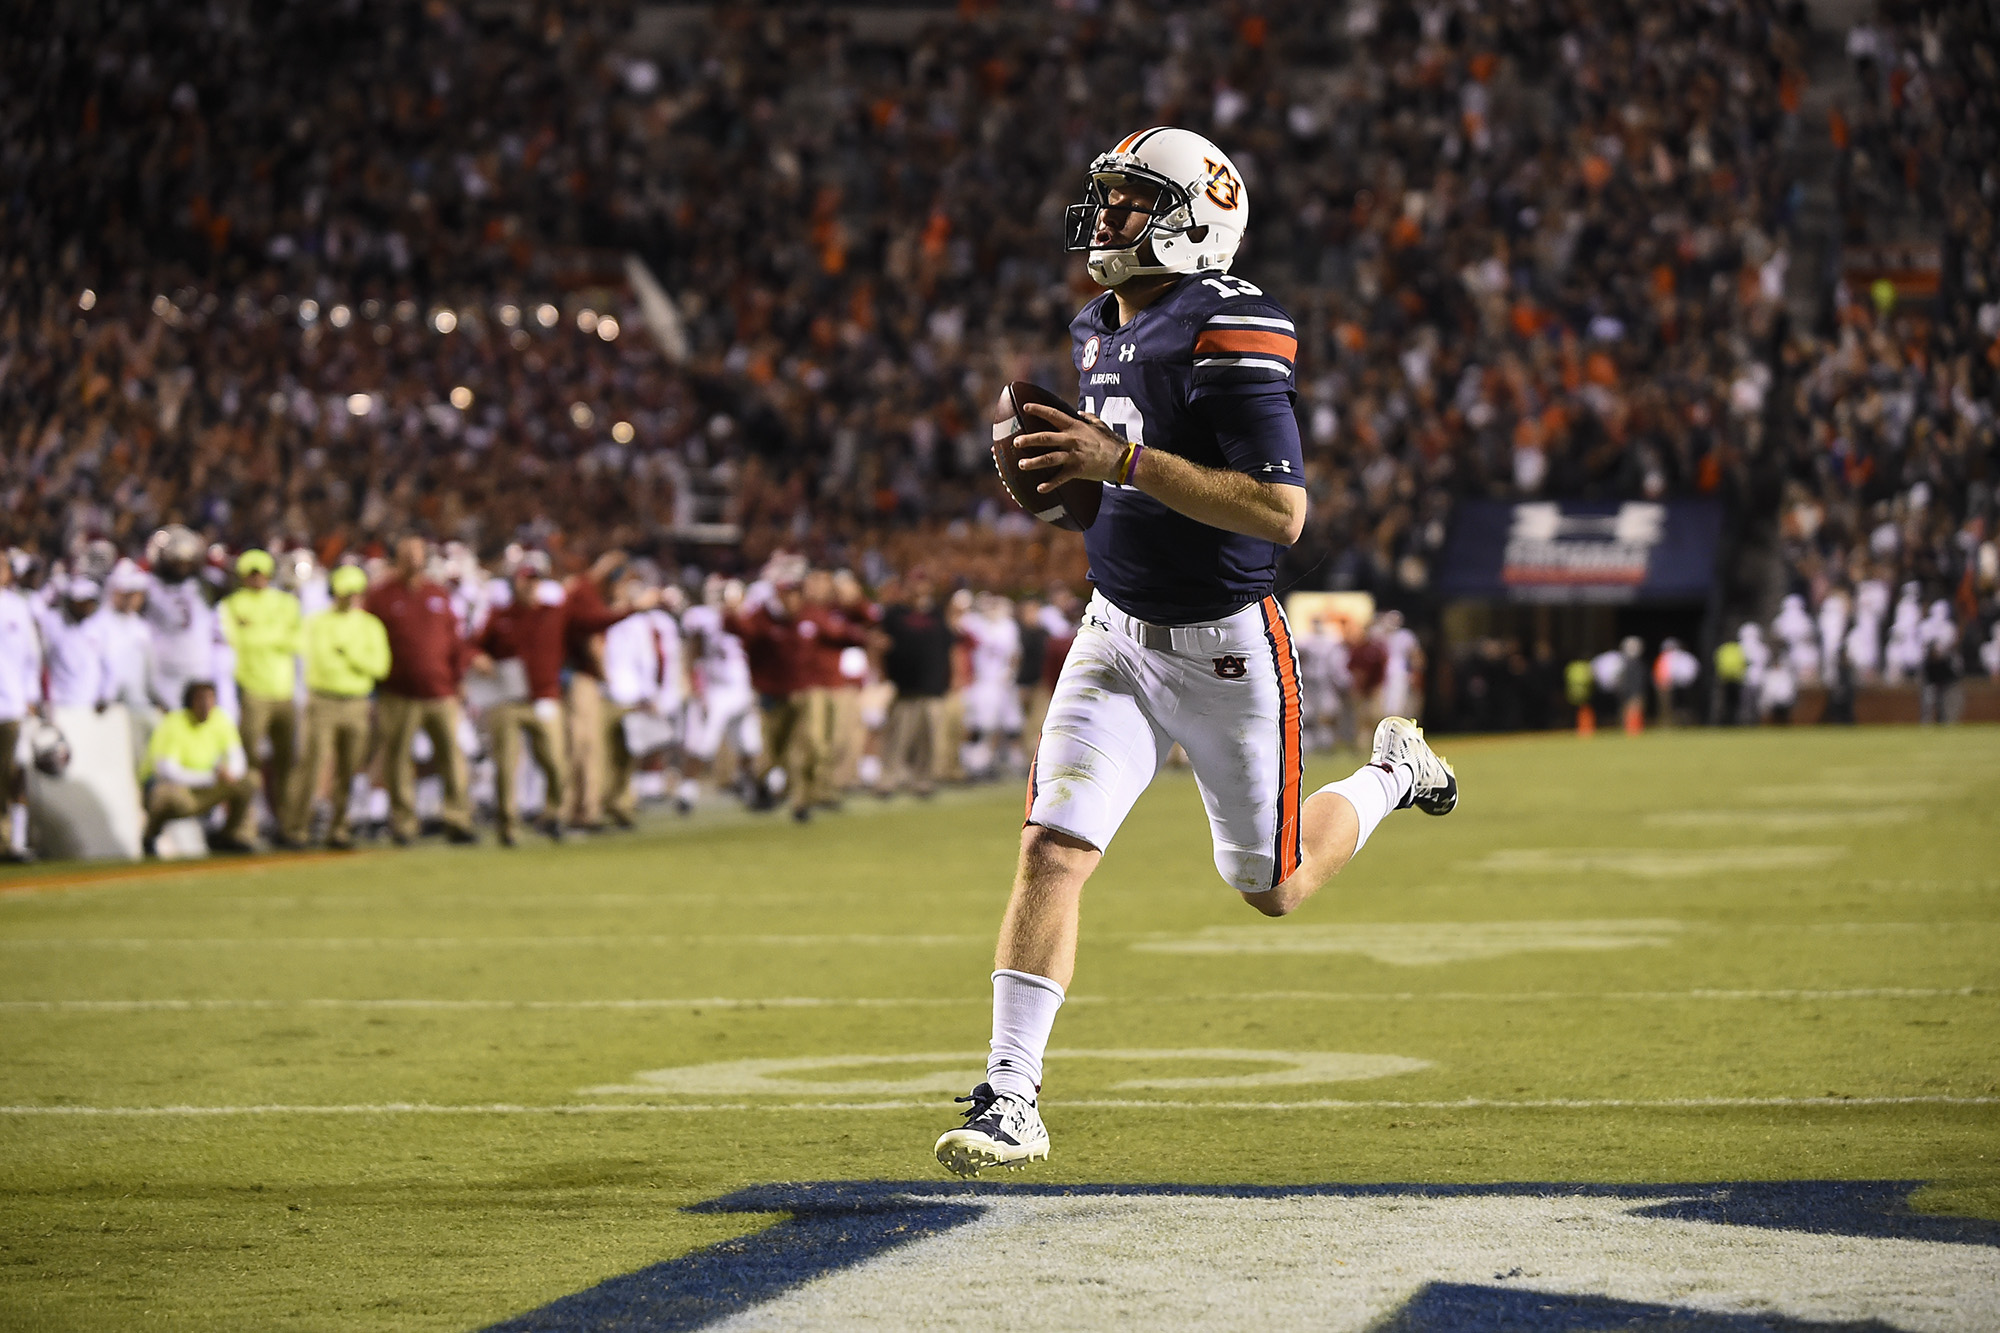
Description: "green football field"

(1, 725), (1996, 1331)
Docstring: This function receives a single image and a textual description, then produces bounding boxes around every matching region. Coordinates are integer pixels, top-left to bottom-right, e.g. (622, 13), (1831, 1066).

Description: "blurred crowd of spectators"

(4, 0), (1993, 736)
(10, 0), (1818, 584)
(1763, 0), (1999, 693)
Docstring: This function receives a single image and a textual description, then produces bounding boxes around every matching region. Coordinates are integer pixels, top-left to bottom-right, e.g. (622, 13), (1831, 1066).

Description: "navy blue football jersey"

(1070, 272), (1305, 625)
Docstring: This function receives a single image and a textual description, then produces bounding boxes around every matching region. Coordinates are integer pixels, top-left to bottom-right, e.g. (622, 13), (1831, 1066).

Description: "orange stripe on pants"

(1260, 597), (1304, 886)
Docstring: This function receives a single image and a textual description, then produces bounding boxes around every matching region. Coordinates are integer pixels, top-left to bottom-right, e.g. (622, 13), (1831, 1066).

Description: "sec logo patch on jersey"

(1080, 335), (1101, 370)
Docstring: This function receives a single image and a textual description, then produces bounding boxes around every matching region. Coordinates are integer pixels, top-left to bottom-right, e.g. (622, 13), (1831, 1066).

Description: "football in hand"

(991, 381), (1102, 532)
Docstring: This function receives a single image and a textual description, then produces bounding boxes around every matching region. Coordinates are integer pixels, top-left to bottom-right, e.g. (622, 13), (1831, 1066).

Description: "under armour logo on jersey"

(1212, 654), (1248, 679)
(1118, 343), (1136, 362)
(1258, 461), (1293, 474)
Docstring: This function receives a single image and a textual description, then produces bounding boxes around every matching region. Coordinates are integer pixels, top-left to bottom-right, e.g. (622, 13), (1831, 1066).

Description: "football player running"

(935, 128), (1458, 1177)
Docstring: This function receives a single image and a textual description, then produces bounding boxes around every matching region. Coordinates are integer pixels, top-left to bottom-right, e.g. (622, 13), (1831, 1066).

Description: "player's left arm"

(1016, 394), (1306, 545)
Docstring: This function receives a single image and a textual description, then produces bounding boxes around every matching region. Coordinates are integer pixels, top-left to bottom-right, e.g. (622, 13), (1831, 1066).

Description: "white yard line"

(8, 921), (1996, 950)
(2, 1095), (1995, 1116)
(1178, 987), (1996, 1002)
(0, 988), (1989, 1014)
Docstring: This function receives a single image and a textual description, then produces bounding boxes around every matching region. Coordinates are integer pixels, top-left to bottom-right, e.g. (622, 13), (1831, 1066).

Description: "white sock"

(677, 777), (700, 807)
(1318, 762), (1408, 855)
(988, 969), (1065, 1102)
(8, 804), (25, 852)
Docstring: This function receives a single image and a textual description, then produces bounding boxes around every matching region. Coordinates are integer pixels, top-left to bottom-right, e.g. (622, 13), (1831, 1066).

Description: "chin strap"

(1089, 247), (1182, 287)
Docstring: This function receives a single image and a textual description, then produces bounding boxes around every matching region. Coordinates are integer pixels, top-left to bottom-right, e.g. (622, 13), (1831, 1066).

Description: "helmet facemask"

(1064, 162), (1201, 288)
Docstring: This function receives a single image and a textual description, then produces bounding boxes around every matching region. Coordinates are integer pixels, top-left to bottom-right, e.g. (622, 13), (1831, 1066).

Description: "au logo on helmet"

(1203, 158), (1242, 210)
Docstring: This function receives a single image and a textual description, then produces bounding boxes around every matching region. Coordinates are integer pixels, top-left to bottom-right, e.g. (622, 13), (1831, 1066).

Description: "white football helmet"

(27, 719), (70, 777)
(277, 546), (318, 593)
(1064, 127), (1249, 287)
(144, 524), (204, 583)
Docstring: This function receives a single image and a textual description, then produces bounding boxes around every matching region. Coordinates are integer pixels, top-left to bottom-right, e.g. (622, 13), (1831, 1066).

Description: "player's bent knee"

(1019, 823), (1101, 886)
(1242, 858), (1331, 918)
(1212, 846), (1276, 898)
(1238, 887), (1294, 918)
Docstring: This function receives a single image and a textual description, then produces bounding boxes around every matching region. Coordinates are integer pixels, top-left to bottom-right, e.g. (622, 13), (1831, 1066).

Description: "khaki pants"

(938, 692), (966, 782)
(759, 689), (831, 812)
(284, 693), (372, 845)
(880, 695), (949, 795)
(1020, 683), (1052, 761)
(603, 702), (636, 823)
(565, 673), (608, 827)
(826, 685), (865, 794)
(146, 776), (256, 844)
(489, 699), (567, 834)
(377, 693), (472, 839)
(238, 692), (298, 816)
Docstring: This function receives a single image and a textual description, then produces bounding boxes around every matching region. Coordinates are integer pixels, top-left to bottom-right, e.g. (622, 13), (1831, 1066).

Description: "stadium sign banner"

(1434, 500), (1724, 604)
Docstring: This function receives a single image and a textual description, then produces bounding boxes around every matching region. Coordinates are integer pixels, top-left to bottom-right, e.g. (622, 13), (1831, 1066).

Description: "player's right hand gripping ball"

(991, 381), (1102, 532)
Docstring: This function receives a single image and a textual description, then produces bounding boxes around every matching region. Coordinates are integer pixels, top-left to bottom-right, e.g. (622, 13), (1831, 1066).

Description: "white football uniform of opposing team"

(1295, 625), (1351, 740)
(1380, 625), (1420, 718)
(603, 609), (685, 714)
(92, 604), (156, 715)
(33, 601), (116, 709)
(679, 603), (760, 763)
(143, 576), (218, 711)
(962, 606), (1023, 735)
(0, 588), (43, 724)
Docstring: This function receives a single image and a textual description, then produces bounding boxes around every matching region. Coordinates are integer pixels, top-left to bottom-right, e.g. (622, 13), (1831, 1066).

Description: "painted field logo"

(483, 1181), (2000, 1331)
(582, 1049), (1430, 1098)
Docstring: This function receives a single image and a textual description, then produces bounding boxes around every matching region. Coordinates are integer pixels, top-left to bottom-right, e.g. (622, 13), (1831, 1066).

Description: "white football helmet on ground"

(1064, 126), (1249, 287)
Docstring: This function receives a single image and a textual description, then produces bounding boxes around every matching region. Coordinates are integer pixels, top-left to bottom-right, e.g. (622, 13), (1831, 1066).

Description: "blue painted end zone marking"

(481, 1181), (2000, 1333)
(1376, 1282), (1906, 1332)
(480, 1193), (982, 1333)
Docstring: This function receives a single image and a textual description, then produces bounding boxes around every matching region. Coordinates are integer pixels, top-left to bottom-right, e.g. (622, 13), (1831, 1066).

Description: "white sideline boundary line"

(3, 1095), (1996, 1117)
(0, 996), (977, 1012)
(0, 934), (987, 949)
(0, 988), (1989, 1014)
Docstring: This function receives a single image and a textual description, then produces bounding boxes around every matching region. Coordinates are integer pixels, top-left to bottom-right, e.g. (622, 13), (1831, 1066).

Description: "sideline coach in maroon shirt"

(364, 536), (477, 844)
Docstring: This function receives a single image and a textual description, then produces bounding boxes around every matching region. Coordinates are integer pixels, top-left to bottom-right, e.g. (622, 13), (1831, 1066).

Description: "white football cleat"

(934, 1083), (1050, 1177)
(1370, 717), (1458, 815)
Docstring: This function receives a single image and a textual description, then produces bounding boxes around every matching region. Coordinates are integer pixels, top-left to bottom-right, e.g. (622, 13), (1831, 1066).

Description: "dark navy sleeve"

(1191, 383), (1305, 487)
(1188, 294), (1297, 398)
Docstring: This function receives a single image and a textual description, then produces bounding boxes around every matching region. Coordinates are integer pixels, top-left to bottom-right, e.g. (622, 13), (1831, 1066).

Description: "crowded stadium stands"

(2, 1), (1996, 859)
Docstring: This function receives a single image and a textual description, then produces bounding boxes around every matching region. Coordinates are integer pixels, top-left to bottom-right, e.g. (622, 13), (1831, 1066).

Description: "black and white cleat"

(1370, 716), (1458, 815)
(933, 1082), (1049, 1178)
